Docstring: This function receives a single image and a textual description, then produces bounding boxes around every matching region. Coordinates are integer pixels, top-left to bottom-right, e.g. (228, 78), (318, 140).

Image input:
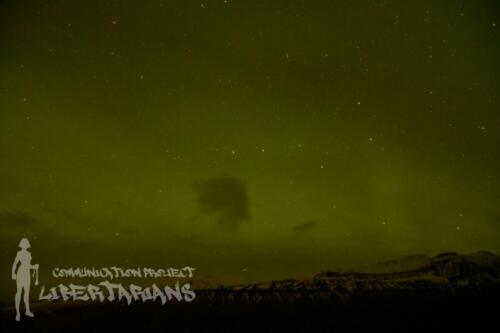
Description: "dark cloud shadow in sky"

(293, 220), (317, 232)
(0, 210), (37, 227)
(194, 177), (250, 229)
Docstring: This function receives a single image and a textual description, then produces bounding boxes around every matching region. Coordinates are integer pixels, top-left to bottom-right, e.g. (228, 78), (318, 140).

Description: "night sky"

(1, 1), (499, 301)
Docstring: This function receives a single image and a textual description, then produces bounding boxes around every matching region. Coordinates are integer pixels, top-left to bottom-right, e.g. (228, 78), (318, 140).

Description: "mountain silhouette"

(194, 251), (500, 304)
(2, 251), (499, 331)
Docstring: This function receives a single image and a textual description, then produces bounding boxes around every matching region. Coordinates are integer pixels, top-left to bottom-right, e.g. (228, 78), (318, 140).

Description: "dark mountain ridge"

(194, 251), (500, 304)
(2, 252), (499, 331)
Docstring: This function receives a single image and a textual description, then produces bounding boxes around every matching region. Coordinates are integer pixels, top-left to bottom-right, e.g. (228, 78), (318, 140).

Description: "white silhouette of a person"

(11, 238), (38, 322)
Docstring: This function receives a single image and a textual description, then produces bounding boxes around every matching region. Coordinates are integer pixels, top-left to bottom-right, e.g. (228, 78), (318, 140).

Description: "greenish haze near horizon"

(0, 0), (499, 302)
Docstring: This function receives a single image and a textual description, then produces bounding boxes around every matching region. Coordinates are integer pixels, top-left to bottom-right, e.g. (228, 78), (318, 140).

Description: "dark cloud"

(293, 220), (317, 232)
(0, 210), (37, 227)
(194, 177), (250, 229)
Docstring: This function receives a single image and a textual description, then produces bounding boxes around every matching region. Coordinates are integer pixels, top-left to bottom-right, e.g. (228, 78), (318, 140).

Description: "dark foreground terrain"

(2, 251), (499, 331)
